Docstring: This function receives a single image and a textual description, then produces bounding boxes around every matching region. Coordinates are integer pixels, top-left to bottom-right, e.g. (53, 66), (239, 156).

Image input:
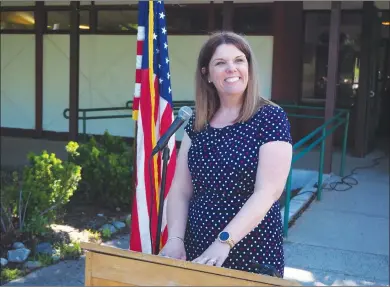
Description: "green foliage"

(56, 241), (82, 260)
(35, 253), (54, 267)
(101, 227), (112, 239)
(19, 146), (82, 235)
(1, 143), (82, 236)
(0, 171), (19, 233)
(0, 268), (23, 284)
(69, 131), (134, 209)
(86, 229), (101, 243)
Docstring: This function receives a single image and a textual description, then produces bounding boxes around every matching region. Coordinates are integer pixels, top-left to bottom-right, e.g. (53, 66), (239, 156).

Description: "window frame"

(0, 2), (228, 35)
(231, 3), (273, 36)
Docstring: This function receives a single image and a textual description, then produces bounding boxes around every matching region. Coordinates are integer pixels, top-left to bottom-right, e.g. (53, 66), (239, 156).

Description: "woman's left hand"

(192, 240), (230, 267)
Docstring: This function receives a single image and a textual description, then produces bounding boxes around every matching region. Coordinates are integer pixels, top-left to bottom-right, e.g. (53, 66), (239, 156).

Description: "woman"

(159, 31), (292, 277)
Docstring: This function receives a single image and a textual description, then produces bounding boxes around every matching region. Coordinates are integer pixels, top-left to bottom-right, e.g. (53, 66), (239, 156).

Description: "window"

(79, 10), (90, 31)
(213, 5), (223, 31)
(381, 11), (389, 39)
(0, 11), (35, 30)
(45, 10), (90, 32)
(233, 5), (272, 35)
(46, 11), (70, 31)
(97, 10), (138, 33)
(301, 11), (362, 106)
(165, 5), (209, 34)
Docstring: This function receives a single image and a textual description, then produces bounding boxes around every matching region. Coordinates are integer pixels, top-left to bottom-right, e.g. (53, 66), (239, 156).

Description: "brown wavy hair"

(193, 31), (275, 132)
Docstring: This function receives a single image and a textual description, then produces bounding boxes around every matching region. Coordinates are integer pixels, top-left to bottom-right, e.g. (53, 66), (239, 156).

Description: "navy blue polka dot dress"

(183, 104), (292, 277)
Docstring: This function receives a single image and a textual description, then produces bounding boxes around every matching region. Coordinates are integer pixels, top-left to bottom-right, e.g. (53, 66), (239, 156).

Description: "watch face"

(219, 231), (229, 241)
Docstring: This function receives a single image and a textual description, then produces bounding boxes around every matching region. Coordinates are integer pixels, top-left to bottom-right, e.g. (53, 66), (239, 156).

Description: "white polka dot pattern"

(183, 104), (292, 277)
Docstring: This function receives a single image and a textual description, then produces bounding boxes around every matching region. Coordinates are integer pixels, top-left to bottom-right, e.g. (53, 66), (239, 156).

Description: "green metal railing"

(62, 100), (192, 141)
(62, 101), (350, 238)
(281, 104), (350, 238)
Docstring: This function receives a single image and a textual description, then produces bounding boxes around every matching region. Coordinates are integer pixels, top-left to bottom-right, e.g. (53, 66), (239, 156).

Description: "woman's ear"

(201, 67), (211, 83)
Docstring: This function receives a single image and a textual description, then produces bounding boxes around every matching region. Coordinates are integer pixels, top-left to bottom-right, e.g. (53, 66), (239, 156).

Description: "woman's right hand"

(159, 237), (186, 260)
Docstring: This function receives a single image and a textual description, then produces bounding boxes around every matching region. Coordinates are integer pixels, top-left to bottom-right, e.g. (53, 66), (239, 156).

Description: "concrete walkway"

(4, 149), (389, 286)
(284, 149), (389, 286)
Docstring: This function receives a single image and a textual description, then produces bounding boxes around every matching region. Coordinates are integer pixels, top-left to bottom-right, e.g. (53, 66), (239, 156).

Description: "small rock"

(36, 242), (53, 255)
(12, 242), (25, 249)
(99, 224), (117, 234)
(116, 207), (121, 212)
(112, 221), (126, 230)
(1, 258), (8, 267)
(8, 248), (30, 263)
(25, 260), (42, 269)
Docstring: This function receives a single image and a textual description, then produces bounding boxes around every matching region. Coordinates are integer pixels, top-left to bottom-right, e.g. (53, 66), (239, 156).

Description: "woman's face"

(207, 44), (249, 99)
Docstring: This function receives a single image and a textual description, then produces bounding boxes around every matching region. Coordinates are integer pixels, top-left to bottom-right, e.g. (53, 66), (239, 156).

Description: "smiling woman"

(160, 32), (293, 279)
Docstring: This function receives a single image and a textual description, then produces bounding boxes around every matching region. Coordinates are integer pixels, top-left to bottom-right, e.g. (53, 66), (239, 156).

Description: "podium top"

(81, 242), (300, 286)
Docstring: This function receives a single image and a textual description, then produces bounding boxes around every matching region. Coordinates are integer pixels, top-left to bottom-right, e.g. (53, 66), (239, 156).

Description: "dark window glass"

(79, 10), (90, 31)
(97, 10), (138, 32)
(381, 11), (389, 39)
(233, 6), (272, 34)
(46, 10), (90, 31)
(301, 11), (362, 106)
(0, 11), (35, 30)
(214, 5), (223, 31)
(47, 11), (70, 31)
(165, 5), (208, 34)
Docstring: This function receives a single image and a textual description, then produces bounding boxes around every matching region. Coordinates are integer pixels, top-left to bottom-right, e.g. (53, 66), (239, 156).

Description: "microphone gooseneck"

(151, 106), (193, 156)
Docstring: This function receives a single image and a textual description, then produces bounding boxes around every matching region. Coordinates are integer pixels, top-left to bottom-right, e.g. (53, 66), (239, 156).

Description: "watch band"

(225, 238), (235, 249)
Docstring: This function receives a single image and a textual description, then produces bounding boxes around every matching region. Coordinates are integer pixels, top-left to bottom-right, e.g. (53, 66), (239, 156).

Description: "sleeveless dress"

(183, 104), (292, 277)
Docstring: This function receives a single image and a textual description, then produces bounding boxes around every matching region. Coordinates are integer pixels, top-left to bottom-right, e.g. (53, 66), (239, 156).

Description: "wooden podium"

(81, 242), (300, 286)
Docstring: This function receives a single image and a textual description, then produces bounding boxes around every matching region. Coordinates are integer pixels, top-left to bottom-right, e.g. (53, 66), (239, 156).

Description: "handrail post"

(340, 111), (349, 177)
(83, 111), (87, 142)
(317, 127), (326, 201)
(283, 168), (293, 238)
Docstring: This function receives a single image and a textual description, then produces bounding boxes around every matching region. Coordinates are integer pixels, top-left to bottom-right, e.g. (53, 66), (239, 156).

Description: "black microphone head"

(178, 106), (193, 121)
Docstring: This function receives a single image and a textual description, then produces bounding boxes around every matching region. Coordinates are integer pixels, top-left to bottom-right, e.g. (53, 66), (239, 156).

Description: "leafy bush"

(58, 241), (82, 260)
(0, 144), (82, 236)
(0, 268), (23, 284)
(68, 131), (134, 209)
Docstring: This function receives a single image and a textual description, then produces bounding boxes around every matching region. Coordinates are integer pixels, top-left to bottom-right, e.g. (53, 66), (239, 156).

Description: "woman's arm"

(166, 132), (194, 240)
(222, 140), (292, 245)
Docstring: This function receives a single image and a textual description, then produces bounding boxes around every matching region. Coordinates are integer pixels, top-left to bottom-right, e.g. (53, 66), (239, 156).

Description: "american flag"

(130, 0), (177, 254)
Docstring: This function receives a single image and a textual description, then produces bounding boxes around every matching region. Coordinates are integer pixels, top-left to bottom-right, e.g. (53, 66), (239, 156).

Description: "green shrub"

(54, 241), (82, 260)
(0, 268), (23, 284)
(69, 131), (134, 209)
(1, 144), (82, 236)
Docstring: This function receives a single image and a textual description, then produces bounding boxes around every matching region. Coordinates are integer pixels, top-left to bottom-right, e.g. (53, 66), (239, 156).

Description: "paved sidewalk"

(4, 150), (389, 286)
(284, 149), (389, 286)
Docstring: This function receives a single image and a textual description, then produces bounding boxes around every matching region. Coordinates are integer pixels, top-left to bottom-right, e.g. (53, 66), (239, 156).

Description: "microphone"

(151, 106), (193, 156)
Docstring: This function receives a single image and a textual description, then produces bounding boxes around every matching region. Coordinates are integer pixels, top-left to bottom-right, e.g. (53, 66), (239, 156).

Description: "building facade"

(1, 1), (389, 158)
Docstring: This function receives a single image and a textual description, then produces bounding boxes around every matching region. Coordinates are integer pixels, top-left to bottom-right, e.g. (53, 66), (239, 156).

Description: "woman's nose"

(226, 62), (237, 72)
